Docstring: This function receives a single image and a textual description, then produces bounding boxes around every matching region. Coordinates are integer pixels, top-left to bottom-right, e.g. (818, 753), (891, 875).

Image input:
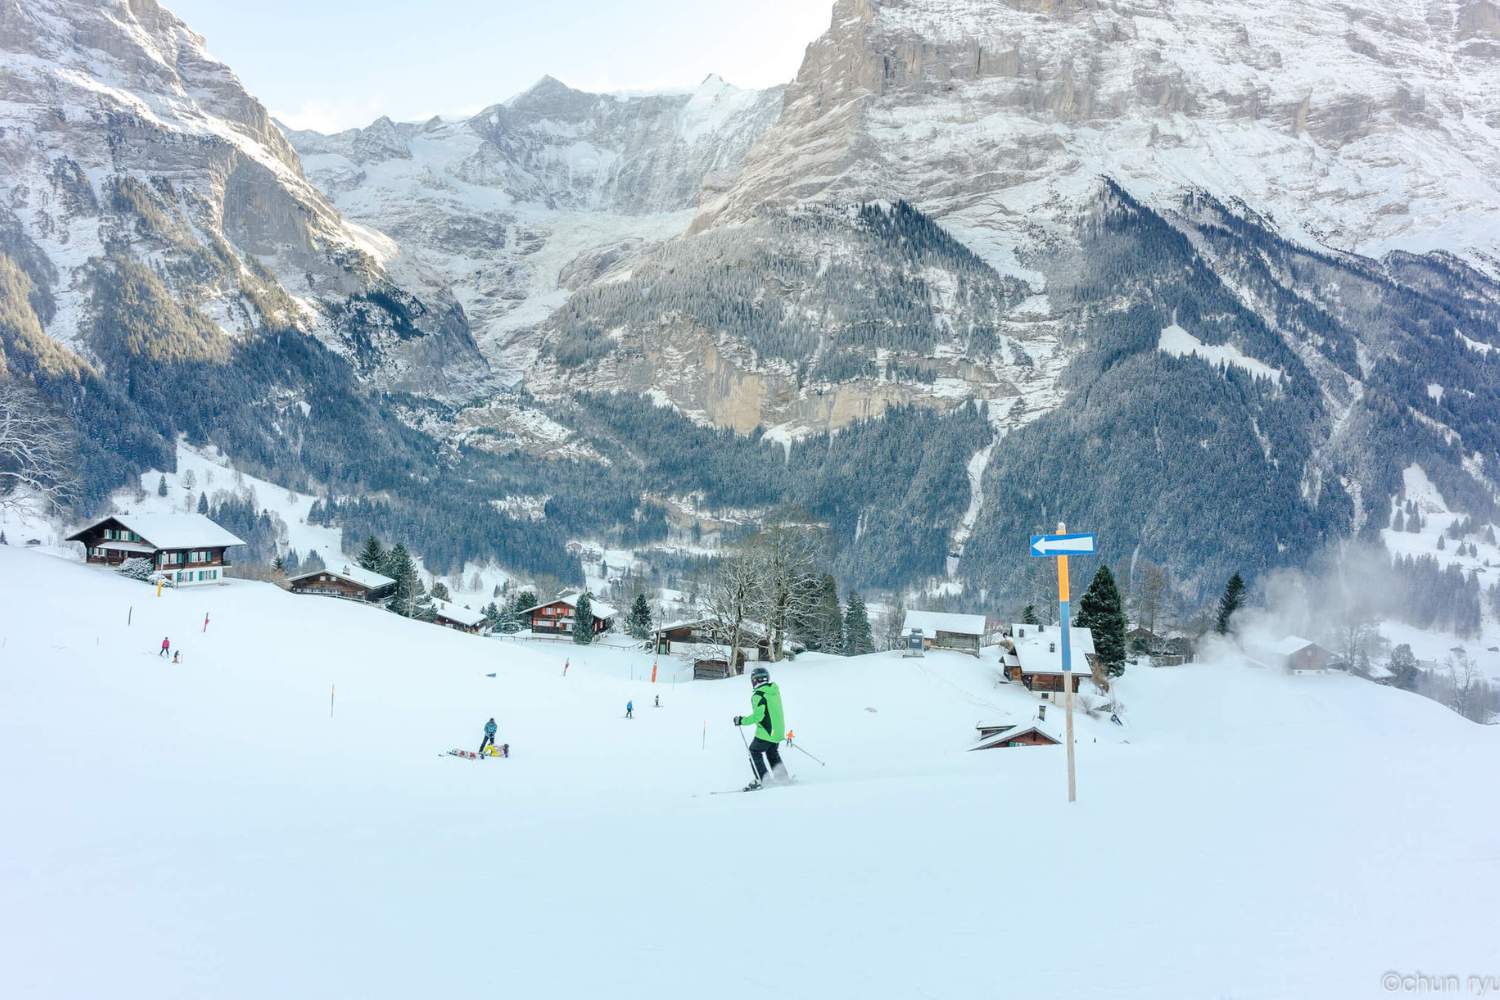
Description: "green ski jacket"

(740, 682), (785, 743)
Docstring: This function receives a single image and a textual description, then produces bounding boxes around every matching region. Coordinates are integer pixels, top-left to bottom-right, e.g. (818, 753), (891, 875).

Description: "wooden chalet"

(902, 610), (986, 656)
(520, 591), (616, 638)
(287, 562), (395, 603)
(1253, 636), (1334, 674)
(67, 513), (244, 587)
(968, 722), (1064, 751)
(431, 598), (486, 634)
(654, 618), (775, 671)
(999, 623), (1099, 695)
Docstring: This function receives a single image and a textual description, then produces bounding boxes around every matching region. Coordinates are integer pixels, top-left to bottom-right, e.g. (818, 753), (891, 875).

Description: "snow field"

(1, 546), (1497, 999)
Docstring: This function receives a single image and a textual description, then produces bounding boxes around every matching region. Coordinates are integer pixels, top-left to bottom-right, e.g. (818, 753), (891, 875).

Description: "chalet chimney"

(1049, 641), (1056, 653)
(1038, 705), (1047, 721)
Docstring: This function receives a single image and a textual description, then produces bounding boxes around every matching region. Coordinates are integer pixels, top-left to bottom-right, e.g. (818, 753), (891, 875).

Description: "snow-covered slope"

(283, 76), (785, 375)
(698, 0), (1500, 265)
(2, 546), (1497, 998)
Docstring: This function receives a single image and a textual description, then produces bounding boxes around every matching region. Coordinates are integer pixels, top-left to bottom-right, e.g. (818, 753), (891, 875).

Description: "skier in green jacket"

(734, 666), (787, 789)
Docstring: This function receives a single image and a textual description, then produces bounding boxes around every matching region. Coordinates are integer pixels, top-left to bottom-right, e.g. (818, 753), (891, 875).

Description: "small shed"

(902, 610), (986, 656)
(287, 563), (395, 603)
(431, 598), (486, 634)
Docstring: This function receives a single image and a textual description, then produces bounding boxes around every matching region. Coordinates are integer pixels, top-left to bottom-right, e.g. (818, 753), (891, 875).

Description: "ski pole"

(789, 741), (827, 767)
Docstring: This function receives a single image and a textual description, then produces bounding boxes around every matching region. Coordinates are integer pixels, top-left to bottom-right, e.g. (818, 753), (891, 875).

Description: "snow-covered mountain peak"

(696, 0), (1500, 263)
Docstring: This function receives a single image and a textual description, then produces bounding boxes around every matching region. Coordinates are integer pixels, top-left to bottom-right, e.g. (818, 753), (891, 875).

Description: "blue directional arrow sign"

(1029, 533), (1097, 558)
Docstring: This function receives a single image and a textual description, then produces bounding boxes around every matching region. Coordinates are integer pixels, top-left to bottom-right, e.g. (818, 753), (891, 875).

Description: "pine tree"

(383, 544), (423, 618)
(513, 590), (538, 615)
(1215, 572), (1246, 635)
(1076, 564), (1127, 676)
(1391, 509), (1405, 532)
(302, 550), (325, 573)
(626, 593), (654, 640)
(842, 591), (875, 656)
(0, 530), (7, 545)
(1388, 644), (1420, 692)
(196, 492), (209, 515)
(1022, 604), (1039, 625)
(818, 575), (844, 653)
(1437, 534), (1446, 551)
(430, 581), (451, 602)
(357, 536), (385, 573)
(272, 554), (285, 575)
(572, 592), (595, 645)
(157, 475), (168, 497)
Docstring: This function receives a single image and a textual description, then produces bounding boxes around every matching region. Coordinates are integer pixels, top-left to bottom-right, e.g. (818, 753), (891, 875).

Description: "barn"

(67, 512), (244, 587)
(1256, 636), (1335, 674)
(902, 610), (987, 656)
(286, 563), (395, 603)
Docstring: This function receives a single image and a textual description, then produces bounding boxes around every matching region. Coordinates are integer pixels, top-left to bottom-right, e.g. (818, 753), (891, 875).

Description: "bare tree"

(1129, 560), (1170, 638)
(1446, 650), (1490, 723)
(0, 379), (75, 514)
(747, 524), (822, 661)
(707, 551), (761, 675)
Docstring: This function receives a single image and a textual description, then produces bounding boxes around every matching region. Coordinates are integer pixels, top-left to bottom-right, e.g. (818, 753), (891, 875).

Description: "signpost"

(1029, 524), (1097, 803)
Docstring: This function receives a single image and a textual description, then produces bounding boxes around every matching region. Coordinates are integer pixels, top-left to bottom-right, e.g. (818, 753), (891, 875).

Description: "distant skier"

(654, 694), (660, 708)
(785, 728), (795, 747)
(159, 637), (170, 658)
(479, 717), (497, 755)
(626, 700), (634, 719)
(172, 650), (181, 664)
(202, 612), (210, 633)
(735, 666), (787, 790)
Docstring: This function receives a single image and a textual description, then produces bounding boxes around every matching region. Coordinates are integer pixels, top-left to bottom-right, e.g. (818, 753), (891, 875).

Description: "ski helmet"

(751, 666), (770, 686)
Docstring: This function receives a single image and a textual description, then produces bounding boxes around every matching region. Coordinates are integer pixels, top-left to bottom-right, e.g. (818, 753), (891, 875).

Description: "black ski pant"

(748, 737), (783, 781)
(479, 733), (495, 754)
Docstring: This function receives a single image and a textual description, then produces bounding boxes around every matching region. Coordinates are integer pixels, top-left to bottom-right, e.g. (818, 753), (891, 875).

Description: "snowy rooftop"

(1265, 636), (1322, 657)
(286, 563), (394, 590)
(1005, 625), (1096, 674)
(903, 610), (986, 638)
(968, 722), (1063, 751)
(69, 512), (246, 550)
(430, 599), (485, 627)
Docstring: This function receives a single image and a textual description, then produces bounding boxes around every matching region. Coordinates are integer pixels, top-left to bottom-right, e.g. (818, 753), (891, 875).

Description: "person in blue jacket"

(626, 700), (634, 719)
(479, 717), (497, 755)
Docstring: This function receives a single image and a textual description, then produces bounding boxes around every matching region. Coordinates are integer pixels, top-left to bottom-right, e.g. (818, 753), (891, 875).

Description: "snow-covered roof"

(90, 540), (156, 555)
(520, 591), (618, 620)
(430, 599), (485, 627)
(286, 563), (394, 590)
(1266, 635), (1321, 656)
(69, 513), (246, 550)
(903, 610), (986, 638)
(1004, 625), (1096, 674)
(967, 722), (1063, 751)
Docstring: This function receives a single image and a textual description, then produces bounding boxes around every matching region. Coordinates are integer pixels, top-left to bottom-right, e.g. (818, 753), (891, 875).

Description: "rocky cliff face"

(0, 0), (484, 391)
(283, 75), (785, 377)
(697, 0), (1500, 264)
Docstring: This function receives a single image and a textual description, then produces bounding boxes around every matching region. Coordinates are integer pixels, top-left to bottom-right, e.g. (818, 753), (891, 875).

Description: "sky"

(167, 0), (833, 133)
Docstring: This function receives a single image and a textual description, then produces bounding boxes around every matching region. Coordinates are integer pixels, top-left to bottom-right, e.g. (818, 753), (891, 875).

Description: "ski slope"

(1, 546), (1497, 999)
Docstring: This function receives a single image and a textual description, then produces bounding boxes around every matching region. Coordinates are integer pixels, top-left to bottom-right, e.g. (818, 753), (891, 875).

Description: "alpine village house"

(68, 513), (245, 587)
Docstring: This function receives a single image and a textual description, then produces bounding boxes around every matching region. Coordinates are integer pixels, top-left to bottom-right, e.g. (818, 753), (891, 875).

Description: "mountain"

(525, 0), (1500, 600)
(0, 0), (484, 391)
(697, 0), (1500, 263)
(282, 75), (785, 376)
(5, 0), (1500, 612)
